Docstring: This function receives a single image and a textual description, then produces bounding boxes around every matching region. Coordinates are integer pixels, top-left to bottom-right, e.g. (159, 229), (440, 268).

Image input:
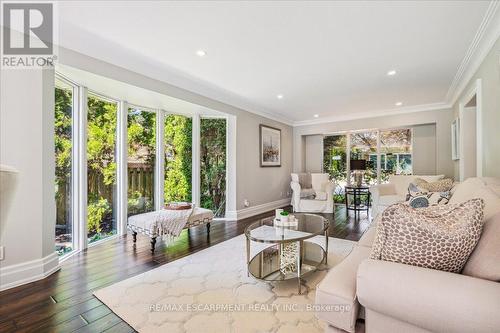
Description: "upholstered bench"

(127, 207), (214, 253)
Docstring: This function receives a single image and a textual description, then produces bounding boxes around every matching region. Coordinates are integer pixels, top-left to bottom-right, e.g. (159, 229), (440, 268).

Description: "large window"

(127, 108), (156, 216)
(323, 134), (347, 203)
(54, 83), (74, 256)
(350, 131), (378, 185)
(164, 115), (192, 204)
(323, 128), (413, 192)
(200, 118), (227, 217)
(379, 129), (412, 182)
(87, 94), (118, 243)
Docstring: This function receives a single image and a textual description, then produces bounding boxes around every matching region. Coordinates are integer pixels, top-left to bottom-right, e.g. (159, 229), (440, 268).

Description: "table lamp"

(350, 159), (366, 187)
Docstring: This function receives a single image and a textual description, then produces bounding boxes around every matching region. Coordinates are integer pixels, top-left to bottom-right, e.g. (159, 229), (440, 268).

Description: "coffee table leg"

(297, 241), (302, 294)
(325, 230), (329, 265)
(246, 236), (250, 277)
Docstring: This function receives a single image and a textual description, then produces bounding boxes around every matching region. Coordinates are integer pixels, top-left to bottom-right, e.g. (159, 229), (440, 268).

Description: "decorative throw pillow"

(406, 182), (451, 208)
(370, 198), (485, 273)
(415, 178), (454, 192)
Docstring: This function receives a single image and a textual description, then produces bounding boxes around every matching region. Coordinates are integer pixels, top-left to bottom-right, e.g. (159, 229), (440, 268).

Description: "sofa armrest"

(290, 181), (302, 205)
(357, 259), (500, 333)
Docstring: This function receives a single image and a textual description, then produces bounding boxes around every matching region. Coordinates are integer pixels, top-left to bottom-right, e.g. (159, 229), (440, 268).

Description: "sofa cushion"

(449, 177), (486, 204)
(300, 188), (316, 198)
(378, 194), (405, 206)
(388, 175), (444, 196)
(450, 179), (500, 220)
(316, 246), (371, 333)
(371, 199), (485, 273)
(462, 211), (500, 281)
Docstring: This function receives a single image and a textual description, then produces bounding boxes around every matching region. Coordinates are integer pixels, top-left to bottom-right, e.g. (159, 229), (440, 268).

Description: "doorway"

(459, 79), (482, 181)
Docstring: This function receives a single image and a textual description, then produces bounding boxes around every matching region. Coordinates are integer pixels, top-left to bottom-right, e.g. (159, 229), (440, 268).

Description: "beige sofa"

(316, 177), (500, 333)
(370, 174), (446, 218)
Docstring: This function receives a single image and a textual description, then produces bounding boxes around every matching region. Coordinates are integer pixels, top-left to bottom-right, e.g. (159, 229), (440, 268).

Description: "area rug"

(94, 234), (356, 333)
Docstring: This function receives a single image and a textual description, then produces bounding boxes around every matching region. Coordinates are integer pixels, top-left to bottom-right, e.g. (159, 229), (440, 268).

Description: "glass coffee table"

(244, 213), (329, 294)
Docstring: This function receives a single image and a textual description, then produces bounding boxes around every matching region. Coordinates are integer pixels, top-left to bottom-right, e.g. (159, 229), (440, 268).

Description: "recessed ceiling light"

(313, 114), (319, 118)
(277, 94), (284, 99)
(395, 102), (403, 106)
(387, 70), (397, 76)
(196, 50), (207, 57)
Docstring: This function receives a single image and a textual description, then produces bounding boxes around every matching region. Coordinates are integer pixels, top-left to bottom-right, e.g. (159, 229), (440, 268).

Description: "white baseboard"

(226, 198), (291, 221)
(0, 252), (60, 291)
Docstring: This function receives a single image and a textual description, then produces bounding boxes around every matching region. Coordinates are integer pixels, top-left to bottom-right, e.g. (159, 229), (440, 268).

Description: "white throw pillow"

(315, 191), (327, 200)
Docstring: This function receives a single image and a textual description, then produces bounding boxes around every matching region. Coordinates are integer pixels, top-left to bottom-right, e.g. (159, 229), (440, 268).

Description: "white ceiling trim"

(292, 102), (452, 127)
(445, 0), (500, 106)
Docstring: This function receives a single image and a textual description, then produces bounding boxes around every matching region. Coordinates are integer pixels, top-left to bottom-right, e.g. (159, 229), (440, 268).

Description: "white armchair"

(291, 173), (334, 213)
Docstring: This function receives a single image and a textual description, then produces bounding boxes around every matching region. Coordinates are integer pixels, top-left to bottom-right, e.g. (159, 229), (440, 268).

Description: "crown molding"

(292, 102), (451, 127)
(445, 0), (500, 106)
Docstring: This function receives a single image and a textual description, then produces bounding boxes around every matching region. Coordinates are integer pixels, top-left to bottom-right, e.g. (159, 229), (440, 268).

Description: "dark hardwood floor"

(0, 206), (371, 333)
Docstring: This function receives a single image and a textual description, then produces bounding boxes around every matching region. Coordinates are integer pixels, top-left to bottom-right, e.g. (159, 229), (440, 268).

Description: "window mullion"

(117, 101), (128, 236)
(155, 110), (165, 210)
(76, 86), (88, 251)
(192, 113), (201, 207)
(376, 130), (381, 184)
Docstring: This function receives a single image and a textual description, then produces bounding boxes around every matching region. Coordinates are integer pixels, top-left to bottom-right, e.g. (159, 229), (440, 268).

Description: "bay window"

(54, 73), (228, 257)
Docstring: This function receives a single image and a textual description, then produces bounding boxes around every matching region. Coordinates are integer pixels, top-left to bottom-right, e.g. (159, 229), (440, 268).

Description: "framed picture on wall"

(451, 118), (460, 160)
(260, 124), (281, 167)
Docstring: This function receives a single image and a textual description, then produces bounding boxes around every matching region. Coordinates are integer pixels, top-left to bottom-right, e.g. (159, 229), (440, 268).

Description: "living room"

(1, 1), (499, 332)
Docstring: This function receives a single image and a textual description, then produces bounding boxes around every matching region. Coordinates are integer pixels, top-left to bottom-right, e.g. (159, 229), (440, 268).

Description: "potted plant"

(280, 211), (289, 223)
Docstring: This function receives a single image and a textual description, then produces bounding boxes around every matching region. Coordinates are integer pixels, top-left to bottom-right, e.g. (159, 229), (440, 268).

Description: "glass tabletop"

(244, 213), (328, 243)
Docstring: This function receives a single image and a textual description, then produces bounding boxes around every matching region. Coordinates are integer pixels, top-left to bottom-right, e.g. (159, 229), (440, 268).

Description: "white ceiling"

(57, 1), (496, 125)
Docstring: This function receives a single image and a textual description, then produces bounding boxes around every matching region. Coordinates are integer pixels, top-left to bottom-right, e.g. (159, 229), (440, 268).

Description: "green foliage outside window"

(55, 87), (73, 255)
(200, 118), (226, 217)
(164, 115), (192, 203)
(87, 95), (117, 242)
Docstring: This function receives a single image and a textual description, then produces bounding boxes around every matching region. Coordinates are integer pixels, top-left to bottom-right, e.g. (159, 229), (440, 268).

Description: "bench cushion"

(128, 207), (214, 237)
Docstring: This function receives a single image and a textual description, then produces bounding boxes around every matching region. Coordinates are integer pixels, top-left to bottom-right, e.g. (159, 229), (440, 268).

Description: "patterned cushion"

(406, 182), (451, 208)
(370, 199), (485, 273)
(415, 178), (454, 192)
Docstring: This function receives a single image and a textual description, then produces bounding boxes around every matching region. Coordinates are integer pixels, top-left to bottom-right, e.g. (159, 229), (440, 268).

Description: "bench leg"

(206, 222), (211, 235)
(150, 237), (157, 254)
(132, 231), (137, 243)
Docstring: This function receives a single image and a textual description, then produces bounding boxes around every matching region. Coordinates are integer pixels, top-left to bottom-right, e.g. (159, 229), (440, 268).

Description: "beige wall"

(453, 36), (500, 179)
(412, 124), (437, 175)
(305, 135), (324, 172)
(294, 109), (454, 178)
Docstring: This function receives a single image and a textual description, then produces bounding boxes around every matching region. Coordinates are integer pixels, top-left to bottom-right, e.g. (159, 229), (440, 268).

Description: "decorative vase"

(280, 215), (289, 223)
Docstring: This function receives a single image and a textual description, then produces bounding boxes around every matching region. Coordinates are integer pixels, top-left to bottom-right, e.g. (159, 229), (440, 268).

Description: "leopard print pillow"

(371, 198), (485, 273)
(415, 178), (454, 192)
